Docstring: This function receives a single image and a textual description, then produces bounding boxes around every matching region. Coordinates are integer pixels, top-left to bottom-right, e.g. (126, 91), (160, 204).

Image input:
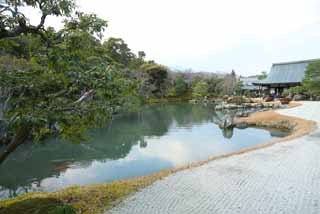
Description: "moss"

(0, 171), (171, 214)
(0, 198), (75, 214)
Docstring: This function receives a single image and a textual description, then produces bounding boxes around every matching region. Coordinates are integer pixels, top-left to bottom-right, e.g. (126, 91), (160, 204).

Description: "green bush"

(192, 80), (208, 99)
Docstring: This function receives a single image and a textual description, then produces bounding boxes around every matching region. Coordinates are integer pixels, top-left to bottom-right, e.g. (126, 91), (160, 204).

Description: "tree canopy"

(0, 0), (142, 164)
(258, 71), (268, 80)
(303, 61), (320, 95)
(192, 80), (208, 99)
(0, 0), (76, 39)
(140, 63), (169, 98)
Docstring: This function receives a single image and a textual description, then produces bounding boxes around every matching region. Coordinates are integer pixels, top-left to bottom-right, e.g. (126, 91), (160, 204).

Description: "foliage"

(0, 0), (142, 164)
(235, 80), (244, 95)
(302, 60), (320, 95)
(140, 63), (169, 98)
(223, 70), (237, 95)
(103, 37), (134, 66)
(192, 80), (208, 99)
(174, 75), (188, 96)
(0, 0), (76, 39)
(283, 86), (307, 96)
(258, 71), (268, 80)
(102, 38), (147, 70)
(0, 56), (138, 143)
(206, 77), (224, 96)
(282, 61), (320, 97)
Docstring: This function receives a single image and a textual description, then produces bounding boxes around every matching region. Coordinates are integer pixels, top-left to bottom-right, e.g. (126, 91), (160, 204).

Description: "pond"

(0, 103), (289, 199)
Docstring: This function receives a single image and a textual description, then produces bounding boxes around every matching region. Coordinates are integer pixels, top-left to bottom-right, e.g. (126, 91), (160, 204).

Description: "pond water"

(0, 103), (289, 199)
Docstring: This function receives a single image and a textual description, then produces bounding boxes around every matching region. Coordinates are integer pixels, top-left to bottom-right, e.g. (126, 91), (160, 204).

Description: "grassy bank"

(0, 170), (172, 214)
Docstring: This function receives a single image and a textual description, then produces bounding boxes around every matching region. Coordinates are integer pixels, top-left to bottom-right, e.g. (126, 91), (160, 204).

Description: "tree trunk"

(0, 127), (29, 165)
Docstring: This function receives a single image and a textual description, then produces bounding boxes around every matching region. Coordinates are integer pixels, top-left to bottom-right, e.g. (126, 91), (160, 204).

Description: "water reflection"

(0, 103), (288, 199)
(222, 128), (234, 139)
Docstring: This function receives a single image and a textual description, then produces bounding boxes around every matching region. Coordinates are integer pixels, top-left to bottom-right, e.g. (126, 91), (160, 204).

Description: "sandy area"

(109, 101), (320, 214)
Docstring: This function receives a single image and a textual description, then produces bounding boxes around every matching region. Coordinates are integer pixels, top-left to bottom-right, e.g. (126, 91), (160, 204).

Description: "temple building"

(240, 75), (260, 92)
(253, 59), (319, 94)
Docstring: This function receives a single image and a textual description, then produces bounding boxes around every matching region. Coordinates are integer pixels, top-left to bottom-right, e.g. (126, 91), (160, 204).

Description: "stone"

(262, 103), (270, 108)
(280, 98), (291, 105)
(226, 104), (238, 109)
(244, 98), (254, 103)
(243, 103), (252, 108)
(214, 99), (224, 104)
(218, 115), (234, 129)
(235, 122), (249, 129)
(236, 112), (249, 118)
(227, 96), (246, 105)
(256, 103), (263, 108)
(264, 96), (274, 102)
(215, 105), (224, 110)
(293, 94), (306, 101)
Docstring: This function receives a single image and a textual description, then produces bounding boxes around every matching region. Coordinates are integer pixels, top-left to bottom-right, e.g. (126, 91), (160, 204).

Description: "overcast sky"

(32, 0), (320, 75)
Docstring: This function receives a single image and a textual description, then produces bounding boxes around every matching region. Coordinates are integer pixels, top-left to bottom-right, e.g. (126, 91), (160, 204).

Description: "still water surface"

(0, 103), (288, 199)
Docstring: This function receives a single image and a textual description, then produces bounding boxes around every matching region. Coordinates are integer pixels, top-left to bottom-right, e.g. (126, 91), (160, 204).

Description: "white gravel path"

(109, 102), (320, 214)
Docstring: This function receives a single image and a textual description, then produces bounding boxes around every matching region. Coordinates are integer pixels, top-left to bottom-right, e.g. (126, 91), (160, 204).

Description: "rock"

(263, 103), (274, 108)
(244, 98), (254, 103)
(226, 104), (238, 109)
(264, 96), (274, 102)
(236, 112), (249, 117)
(218, 115), (234, 129)
(235, 122), (249, 129)
(214, 98), (224, 104)
(256, 103), (263, 108)
(280, 97), (291, 105)
(215, 104), (224, 110)
(223, 95), (229, 100)
(258, 108), (268, 112)
(293, 94), (306, 101)
(243, 103), (252, 108)
(227, 96), (246, 105)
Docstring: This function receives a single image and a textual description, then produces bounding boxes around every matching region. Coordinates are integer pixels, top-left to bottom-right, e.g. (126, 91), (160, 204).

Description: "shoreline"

(0, 102), (317, 214)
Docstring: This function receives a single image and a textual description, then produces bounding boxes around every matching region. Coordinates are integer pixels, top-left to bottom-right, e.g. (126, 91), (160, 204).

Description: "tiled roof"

(254, 59), (320, 85)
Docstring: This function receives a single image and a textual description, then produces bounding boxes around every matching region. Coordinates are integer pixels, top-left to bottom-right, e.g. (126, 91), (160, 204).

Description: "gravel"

(109, 102), (320, 214)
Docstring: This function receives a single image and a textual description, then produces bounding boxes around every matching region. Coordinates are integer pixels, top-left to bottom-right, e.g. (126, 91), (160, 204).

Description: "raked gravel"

(109, 102), (320, 214)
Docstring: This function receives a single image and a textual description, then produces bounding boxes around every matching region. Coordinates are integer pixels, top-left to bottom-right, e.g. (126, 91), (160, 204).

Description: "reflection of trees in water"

(0, 104), (254, 198)
(0, 103), (217, 197)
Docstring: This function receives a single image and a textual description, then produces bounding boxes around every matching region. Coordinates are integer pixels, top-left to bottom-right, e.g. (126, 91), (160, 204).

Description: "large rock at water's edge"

(236, 111), (249, 118)
(235, 122), (249, 129)
(218, 115), (234, 129)
(227, 96), (248, 105)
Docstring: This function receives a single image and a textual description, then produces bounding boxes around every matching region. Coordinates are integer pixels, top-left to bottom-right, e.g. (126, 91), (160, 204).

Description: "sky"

(26, 0), (320, 76)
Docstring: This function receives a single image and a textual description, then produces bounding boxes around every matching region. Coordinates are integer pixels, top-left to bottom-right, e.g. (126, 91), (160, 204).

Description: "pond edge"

(0, 102), (317, 214)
